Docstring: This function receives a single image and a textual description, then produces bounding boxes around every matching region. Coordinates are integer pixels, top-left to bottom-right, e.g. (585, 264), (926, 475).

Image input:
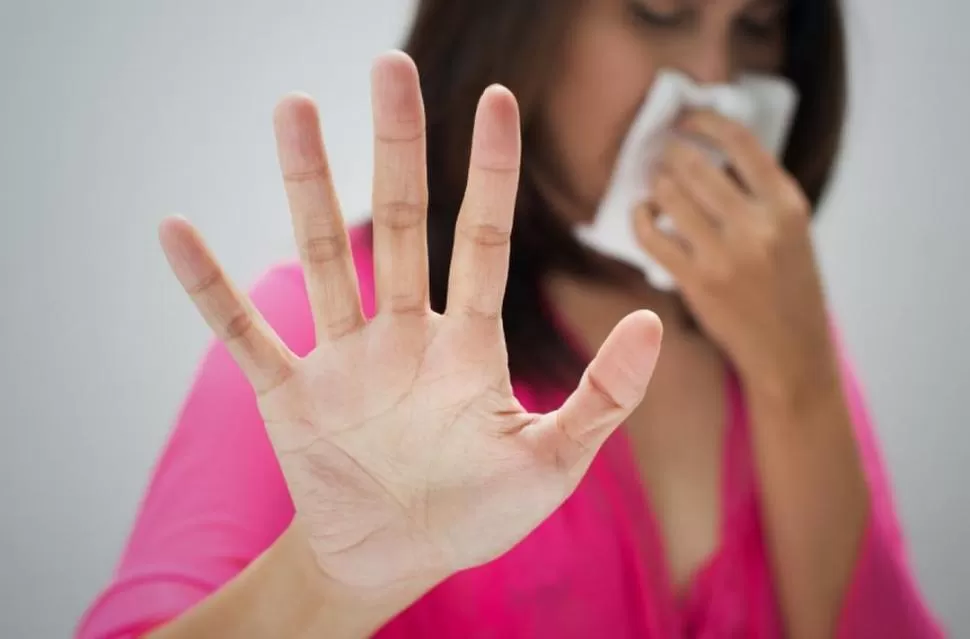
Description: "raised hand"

(158, 51), (663, 599)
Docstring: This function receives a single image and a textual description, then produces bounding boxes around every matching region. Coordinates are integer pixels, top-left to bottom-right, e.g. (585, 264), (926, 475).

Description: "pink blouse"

(76, 224), (944, 638)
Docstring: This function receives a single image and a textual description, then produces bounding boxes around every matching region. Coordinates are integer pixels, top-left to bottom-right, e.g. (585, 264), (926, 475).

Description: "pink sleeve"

(75, 226), (377, 639)
(833, 343), (946, 637)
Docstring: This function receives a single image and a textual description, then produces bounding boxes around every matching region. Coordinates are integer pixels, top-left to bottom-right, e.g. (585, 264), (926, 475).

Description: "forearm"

(146, 522), (425, 639)
(744, 362), (870, 639)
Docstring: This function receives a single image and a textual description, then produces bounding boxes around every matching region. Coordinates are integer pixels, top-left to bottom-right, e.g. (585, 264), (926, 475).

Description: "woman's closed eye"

(736, 12), (783, 41)
(627, 0), (785, 42)
(736, 1), (786, 42)
(627, 0), (691, 29)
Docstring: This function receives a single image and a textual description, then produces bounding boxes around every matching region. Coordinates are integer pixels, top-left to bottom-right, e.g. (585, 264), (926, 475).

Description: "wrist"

(740, 354), (843, 418)
(152, 521), (434, 639)
(274, 521), (435, 639)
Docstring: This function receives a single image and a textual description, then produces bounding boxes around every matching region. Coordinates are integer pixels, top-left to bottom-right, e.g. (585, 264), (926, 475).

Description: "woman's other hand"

(636, 110), (838, 404)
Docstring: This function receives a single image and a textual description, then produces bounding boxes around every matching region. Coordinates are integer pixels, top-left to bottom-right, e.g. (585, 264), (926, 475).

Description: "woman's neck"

(544, 267), (696, 354)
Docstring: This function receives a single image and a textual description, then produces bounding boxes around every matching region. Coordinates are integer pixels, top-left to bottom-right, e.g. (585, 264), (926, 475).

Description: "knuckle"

(757, 222), (782, 253)
(726, 121), (755, 148)
(552, 413), (588, 474)
(187, 269), (223, 297)
(586, 368), (626, 413)
(664, 142), (684, 166)
(654, 173), (676, 199)
(751, 241), (775, 270)
(786, 196), (811, 220)
(282, 166), (330, 185)
(375, 127), (424, 145)
(459, 221), (511, 248)
(635, 207), (658, 243)
(257, 363), (296, 397)
(702, 257), (734, 286)
(376, 199), (427, 231)
(388, 291), (427, 316)
(678, 145), (704, 171)
(778, 178), (811, 216)
(300, 233), (347, 266)
(753, 221), (790, 267)
(325, 312), (365, 339)
(222, 311), (255, 343)
(460, 302), (501, 322)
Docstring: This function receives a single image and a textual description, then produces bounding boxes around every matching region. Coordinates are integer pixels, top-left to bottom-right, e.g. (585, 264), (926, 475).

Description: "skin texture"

(542, 1), (869, 636)
(535, 0), (785, 220)
(149, 53), (663, 638)
(636, 109), (869, 639)
(151, 1), (869, 637)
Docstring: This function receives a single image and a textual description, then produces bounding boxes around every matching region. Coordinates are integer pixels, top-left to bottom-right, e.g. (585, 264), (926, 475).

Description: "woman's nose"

(676, 37), (734, 85)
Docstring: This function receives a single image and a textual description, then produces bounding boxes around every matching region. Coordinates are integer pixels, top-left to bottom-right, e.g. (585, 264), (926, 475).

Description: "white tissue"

(575, 69), (800, 291)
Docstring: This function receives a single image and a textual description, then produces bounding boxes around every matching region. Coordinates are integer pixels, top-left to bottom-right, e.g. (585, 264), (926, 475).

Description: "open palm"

(158, 51), (663, 595)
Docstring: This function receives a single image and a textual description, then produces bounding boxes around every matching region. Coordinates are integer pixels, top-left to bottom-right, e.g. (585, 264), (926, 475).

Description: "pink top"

(76, 224), (944, 638)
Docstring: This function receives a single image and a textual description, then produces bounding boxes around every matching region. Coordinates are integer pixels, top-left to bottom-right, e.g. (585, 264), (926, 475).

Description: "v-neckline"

(609, 372), (746, 608)
(541, 292), (752, 620)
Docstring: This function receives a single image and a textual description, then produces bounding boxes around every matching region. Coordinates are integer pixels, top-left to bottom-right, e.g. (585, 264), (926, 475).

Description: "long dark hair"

(400, 0), (847, 390)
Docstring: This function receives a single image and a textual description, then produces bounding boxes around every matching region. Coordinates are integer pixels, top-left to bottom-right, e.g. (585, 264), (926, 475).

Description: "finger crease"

(188, 270), (223, 297)
(300, 236), (347, 265)
(283, 166), (331, 184)
(375, 129), (425, 145)
(458, 222), (511, 248)
(586, 369), (626, 413)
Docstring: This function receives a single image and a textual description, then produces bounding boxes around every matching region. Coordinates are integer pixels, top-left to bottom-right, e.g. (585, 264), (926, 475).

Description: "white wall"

(0, 1), (965, 636)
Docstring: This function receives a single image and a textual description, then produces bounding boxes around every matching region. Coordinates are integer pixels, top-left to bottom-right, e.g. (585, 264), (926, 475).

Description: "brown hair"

(400, 0), (847, 390)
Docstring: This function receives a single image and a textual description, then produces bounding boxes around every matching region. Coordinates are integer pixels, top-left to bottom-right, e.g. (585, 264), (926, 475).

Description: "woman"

(77, 0), (943, 637)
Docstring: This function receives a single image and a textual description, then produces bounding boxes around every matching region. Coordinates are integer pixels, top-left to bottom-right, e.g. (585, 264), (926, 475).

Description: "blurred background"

(0, 0), (966, 636)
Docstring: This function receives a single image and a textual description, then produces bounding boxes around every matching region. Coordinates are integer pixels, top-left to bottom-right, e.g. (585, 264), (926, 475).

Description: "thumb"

(527, 310), (663, 474)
